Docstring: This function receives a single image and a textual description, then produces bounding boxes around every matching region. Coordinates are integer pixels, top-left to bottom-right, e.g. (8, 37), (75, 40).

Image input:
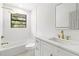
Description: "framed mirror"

(55, 3), (77, 29)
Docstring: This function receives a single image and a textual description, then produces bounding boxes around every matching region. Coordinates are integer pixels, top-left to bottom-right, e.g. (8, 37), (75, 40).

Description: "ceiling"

(3, 3), (58, 11)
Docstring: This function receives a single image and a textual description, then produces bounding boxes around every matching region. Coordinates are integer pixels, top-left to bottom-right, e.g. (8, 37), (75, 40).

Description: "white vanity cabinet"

(55, 47), (76, 56)
(35, 38), (55, 56)
(40, 40), (56, 56)
(40, 40), (76, 56)
(35, 38), (77, 56)
(35, 39), (41, 56)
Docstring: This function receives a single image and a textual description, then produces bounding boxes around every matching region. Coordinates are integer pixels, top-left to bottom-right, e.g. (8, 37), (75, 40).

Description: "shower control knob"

(1, 36), (4, 39)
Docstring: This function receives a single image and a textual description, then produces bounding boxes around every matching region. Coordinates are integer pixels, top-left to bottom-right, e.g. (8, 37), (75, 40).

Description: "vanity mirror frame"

(55, 3), (78, 30)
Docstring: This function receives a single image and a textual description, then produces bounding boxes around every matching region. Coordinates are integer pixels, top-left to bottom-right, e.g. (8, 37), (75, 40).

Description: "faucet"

(58, 30), (64, 39)
(61, 30), (64, 39)
(57, 30), (71, 40)
(1, 42), (8, 45)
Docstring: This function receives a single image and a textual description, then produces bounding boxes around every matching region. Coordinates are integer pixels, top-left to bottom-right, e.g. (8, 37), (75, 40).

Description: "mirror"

(56, 3), (77, 29)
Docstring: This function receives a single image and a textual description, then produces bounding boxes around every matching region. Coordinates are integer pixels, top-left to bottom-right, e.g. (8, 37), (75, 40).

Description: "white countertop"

(35, 35), (79, 56)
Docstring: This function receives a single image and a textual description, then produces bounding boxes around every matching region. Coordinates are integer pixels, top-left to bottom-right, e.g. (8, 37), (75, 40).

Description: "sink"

(49, 37), (79, 45)
(49, 37), (68, 42)
(49, 37), (73, 44)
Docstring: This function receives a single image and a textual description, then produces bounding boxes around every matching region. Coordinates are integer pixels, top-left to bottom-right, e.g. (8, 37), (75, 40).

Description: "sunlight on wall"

(12, 8), (26, 14)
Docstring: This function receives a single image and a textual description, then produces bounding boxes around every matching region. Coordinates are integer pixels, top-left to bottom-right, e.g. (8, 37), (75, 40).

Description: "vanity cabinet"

(55, 47), (76, 56)
(35, 39), (41, 56)
(35, 38), (77, 56)
(40, 40), (56, 56)
(40, 40), (76, 56)
(35, 38), (55, 56)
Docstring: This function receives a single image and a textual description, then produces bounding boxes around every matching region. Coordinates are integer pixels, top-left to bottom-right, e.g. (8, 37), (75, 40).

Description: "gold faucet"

(57, 30), (64, 39)
(61, 30), (64, 39)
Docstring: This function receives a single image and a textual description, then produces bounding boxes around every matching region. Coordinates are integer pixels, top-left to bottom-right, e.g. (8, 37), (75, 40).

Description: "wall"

(2, 3), (56, 45)
(0, 3), (3, 46)
(36, 3), (57, 38)
(36, 3), (79, 41)
(2, 4), (34, 45)
(2, 3), (79, 46)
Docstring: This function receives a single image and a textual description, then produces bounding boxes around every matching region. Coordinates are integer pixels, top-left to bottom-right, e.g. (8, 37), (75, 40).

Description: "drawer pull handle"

(50, 54), (53, 56)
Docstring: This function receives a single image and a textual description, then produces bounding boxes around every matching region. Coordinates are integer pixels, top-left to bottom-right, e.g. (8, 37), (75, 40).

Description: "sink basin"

(49, 37), (75, 44)
(49, 37), (79, 45)
(49, 37), (68, 42)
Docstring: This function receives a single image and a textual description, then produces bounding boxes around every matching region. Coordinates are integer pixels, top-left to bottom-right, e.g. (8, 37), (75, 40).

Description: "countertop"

(35, 35), (79, 56)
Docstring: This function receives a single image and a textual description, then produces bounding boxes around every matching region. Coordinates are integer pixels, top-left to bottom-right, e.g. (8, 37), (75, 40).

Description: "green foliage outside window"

(11, 13), (27, 28)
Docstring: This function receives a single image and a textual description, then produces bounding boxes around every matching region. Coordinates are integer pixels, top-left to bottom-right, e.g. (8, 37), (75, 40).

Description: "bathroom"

(0, 3), (79, 56)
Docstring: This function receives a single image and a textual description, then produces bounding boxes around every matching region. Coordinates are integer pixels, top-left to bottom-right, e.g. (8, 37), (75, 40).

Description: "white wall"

(36, 3), (56, 38)
(0, 4), (3, 46)
(31, 8), (37, 36)
(36, 3), (79, 41)
(2, 3), (56, 45)
(2, 3), (79, 46)
(0, 4), (3, 36)
(2, 4), (34, 45)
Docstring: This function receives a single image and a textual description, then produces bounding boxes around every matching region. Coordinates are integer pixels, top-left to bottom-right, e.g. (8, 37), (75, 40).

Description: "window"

(11, 13), (27, 28)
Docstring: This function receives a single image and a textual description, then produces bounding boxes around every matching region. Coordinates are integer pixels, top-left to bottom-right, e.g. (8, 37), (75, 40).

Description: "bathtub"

(0, 42), (35, 56)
